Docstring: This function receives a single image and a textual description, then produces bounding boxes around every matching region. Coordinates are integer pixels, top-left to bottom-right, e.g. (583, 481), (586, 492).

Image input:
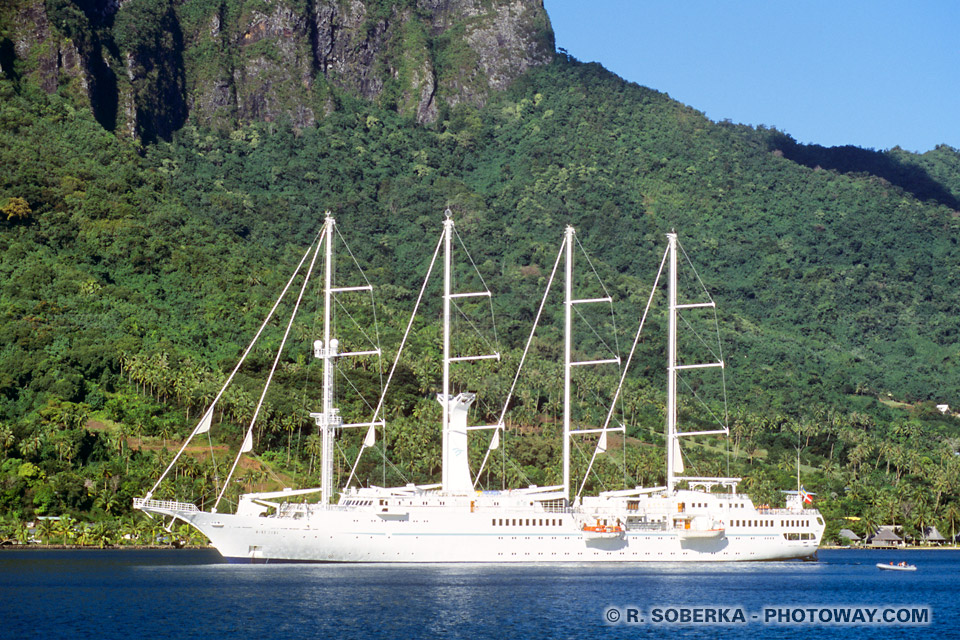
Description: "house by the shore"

(866, 526), (902, 548)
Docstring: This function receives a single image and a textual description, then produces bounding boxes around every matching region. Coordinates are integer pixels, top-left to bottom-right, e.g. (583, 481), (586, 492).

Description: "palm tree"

(0, 423), (15, 456)
(158, 423), (173, 450)
(36, 518), (56, 544)
(54, 515), (76, 546)
(15, 521), (31, 545)
(90, 521), (114, 548)
(76, 523), (94, 547)
(943, 502), (960, 547)
(133, 418), (145, 450)
(118, 517), (141, 546)
(305, 434), (322, 475)
(18, 432), (43, 459)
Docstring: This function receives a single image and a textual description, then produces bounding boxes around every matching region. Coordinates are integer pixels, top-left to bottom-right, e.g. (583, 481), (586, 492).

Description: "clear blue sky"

(543, 0), (959, 153)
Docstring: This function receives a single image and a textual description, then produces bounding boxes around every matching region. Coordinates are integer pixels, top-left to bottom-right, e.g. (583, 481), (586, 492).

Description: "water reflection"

(2, 550), (956, 639)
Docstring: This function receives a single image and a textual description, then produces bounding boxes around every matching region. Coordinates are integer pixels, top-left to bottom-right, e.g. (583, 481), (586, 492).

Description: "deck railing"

(133, 497), (199, 512)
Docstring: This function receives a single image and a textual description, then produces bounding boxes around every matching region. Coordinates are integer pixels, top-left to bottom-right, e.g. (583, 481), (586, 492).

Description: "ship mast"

(563, 225), (574, 502)
(317, 214), (341, 506)
(441, 214), (453, 491)
(666, 232), (679, 492)
(437, 212), (495, 494)
(664, 231), (729, 493)
(562, 226), (620, 503)
(311, 213), (383, 504)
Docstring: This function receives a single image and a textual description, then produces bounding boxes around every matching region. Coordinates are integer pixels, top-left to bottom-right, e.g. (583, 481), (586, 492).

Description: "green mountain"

(1, 0), (960, 545)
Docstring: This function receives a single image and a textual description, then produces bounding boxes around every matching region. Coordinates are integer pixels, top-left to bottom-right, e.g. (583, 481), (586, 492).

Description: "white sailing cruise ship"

(136, 214), (824, 562)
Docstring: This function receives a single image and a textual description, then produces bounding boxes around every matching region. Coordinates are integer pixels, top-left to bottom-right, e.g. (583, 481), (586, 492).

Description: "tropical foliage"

(1, 26), (960, 547)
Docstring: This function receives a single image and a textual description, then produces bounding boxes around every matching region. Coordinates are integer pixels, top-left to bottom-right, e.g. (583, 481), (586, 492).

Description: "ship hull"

(163, 508), (820, 563)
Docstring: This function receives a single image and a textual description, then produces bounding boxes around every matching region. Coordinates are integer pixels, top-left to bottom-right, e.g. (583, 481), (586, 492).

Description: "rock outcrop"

(0, 0), (555, 138)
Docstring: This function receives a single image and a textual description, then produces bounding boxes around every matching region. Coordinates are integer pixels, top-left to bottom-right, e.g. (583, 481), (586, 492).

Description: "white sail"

(364, 424), (376, 448)
(240, 430), (253, 453)
(196, 410), (213, 435)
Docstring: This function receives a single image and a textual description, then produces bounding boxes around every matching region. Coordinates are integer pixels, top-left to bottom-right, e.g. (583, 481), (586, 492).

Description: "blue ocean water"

(0, 548), (954, 639)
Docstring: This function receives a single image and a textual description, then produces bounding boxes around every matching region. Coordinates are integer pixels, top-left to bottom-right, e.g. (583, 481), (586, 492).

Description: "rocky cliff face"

(0, 0), (555, 138)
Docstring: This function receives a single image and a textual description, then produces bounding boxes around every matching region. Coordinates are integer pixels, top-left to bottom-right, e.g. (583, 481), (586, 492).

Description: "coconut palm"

(89, 521), (114, 548)
(54, 515), (76, 545)
(0, 423), (14, 456)
(36, 517), (56, 544)
(76, 523), (94, 546)
(943, 502), (960, 547)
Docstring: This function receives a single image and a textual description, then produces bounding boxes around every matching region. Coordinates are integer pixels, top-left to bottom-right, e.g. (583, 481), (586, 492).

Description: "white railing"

(756, 507), (820, 516)
(133, 497), (199, 512)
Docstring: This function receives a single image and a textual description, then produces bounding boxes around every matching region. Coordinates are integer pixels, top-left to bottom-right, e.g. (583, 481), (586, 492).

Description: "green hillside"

(2, 8), (960, 545)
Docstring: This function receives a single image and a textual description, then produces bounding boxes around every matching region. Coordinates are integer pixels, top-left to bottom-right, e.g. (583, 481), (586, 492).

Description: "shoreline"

(0, 544), (212, 551)
(4, 543), (958, 552)
(820, 545), (960, 551)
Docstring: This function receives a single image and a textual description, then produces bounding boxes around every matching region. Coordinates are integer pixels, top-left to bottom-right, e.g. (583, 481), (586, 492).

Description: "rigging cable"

(146, 226), (325, 500)
(214, 229), (325, 511)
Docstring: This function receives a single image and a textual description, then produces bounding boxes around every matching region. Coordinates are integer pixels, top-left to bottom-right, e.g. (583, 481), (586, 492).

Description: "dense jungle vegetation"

(3, 39), (960, 546)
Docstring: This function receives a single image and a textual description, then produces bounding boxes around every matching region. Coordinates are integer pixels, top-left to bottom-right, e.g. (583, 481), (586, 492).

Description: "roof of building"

(868, 526), (902, 542)
(838, 528), (861, 541)
(923, 525), (947, 542)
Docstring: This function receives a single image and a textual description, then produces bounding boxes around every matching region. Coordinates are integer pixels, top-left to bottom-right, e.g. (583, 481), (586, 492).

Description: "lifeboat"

(581, 521), (625, 540)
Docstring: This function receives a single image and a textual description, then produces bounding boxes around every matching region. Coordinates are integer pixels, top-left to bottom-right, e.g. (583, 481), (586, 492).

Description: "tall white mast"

(314, 216), (383, 498)
(318, 214), (340, 505)
(666, 232), (678, 493)
(563, 225), (574, 502)
(441, 214), (453, 490)
(436, 212), (484, 494)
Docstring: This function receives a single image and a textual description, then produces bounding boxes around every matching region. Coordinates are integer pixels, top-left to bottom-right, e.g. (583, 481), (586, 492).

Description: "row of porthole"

(491, 518), (562, 527)
(729, 519), (809, 528)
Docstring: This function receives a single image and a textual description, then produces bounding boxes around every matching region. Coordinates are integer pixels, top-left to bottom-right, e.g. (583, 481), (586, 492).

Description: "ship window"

(492, 519), (496, 526)
(512, 519), (516, 526)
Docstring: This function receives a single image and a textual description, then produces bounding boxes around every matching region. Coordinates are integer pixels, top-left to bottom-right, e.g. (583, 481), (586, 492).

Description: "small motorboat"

(877, 562), (916, 572)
